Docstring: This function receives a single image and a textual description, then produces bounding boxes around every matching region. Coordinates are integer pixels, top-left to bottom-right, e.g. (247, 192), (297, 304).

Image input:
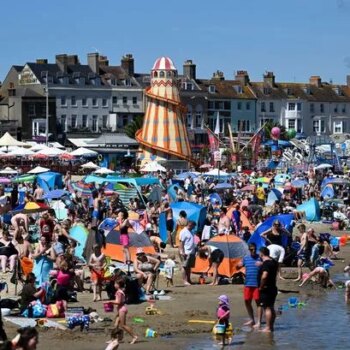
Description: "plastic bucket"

(214, 324), (226, 334)
(288, 297), (298, 307)
(145, 328), (157, 337)
(103, 302), (114, 312)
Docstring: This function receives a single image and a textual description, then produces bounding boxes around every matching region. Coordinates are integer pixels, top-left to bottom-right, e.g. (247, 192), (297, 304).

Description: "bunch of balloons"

(271, 127), (280, 140)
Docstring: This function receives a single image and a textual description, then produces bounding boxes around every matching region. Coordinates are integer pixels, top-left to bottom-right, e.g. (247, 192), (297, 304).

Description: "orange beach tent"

(192, 234), (249, 277)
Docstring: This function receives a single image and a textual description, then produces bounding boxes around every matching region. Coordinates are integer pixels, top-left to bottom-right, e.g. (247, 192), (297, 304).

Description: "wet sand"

(3, 223), (349, 349)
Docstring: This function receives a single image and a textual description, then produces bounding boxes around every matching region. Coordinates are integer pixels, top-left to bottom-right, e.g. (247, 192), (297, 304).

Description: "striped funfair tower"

(136, 57), (195, 169)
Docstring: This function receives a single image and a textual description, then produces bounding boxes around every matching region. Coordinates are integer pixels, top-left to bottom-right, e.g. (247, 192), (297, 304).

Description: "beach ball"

(287, 129), (296, 139)
(340, 235), (347, 246)
(271, 127), (281, 139)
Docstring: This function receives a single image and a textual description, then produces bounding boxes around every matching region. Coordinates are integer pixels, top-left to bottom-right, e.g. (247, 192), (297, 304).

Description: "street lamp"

(44, 72), (49, 145)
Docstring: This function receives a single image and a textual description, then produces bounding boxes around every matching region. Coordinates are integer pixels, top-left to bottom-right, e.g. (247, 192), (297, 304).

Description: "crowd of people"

(0, 164), (349, 348)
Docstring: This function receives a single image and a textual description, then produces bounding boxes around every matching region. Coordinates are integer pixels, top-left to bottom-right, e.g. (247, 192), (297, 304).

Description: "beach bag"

(47, 301), (65, 318)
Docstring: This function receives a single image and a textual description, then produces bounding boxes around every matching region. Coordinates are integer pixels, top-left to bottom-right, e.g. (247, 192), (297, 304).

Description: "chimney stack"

(263, 71), (275, 87)
(183, 60), (196, 80)
(99, 55), (109, 66)
(212, 70), (225, 80)
(56, 54), (68, 73)
(235, 70), (250, 86)
(309, 76), (322, 87)
(121, 54), (134, 76)
(36, 59), (48, 64)
(67, 55), (79, 65)
(88, 52), (99, 74)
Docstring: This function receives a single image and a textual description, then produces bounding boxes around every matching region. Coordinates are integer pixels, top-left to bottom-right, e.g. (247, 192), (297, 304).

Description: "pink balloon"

(271, 127), (281, 139)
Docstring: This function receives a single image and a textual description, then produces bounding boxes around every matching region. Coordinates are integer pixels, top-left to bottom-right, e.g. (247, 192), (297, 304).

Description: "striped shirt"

(243, 254), (261, 287)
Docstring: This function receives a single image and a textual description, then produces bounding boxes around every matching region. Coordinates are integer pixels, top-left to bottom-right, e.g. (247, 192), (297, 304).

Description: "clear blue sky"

(1, 0), (350, 84)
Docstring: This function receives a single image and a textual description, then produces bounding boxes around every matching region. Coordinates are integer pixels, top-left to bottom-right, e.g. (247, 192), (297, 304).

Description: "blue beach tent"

(320, 185), (334, 199)
(248, 214), (294, 250)
(267, 188), (282, 206)
(297, 198), (321, 221)
(37, 172), (63, 193)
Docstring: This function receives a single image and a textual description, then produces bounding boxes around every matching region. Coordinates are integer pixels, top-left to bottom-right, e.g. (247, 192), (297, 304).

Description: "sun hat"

(218, 295), (229, 305)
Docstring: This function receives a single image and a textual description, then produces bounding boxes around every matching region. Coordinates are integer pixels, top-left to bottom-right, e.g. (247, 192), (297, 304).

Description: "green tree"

(124, 115), (144, 139)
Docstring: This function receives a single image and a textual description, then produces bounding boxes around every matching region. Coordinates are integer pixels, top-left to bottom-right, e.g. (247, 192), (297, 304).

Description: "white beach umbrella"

(80, 162), (100, 170)
(0, 167), (18, 175)
(7, 147), (35, 157)
(314, 163), (333, 170)
(204, 168), (230, 177)
(141, 161), (166, 172)
(37, 147), (65, 157)
(30, 143), (49, 152)
(0, 132), (29, 147)
(27, 166), (50, 174)
(94, 167), (115, 175)
(69, 147), (98, 157)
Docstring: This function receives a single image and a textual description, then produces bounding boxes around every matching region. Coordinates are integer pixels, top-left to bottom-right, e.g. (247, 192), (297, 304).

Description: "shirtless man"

(294, 224), (308, 282)
(33, 184), (44, 200)
(88, 244), (106, 301)
(11, 213), (29, 232)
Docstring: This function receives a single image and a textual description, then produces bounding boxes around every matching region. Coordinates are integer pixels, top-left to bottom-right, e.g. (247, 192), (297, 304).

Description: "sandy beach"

(2, 223), (348, 350)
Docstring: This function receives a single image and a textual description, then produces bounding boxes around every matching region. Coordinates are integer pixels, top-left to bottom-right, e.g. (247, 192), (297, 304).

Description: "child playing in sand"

(112, 279), (137, 344)
(216, 295), (230, 346)
(164, 254), (176, 287)
(105, 328), (124, 350)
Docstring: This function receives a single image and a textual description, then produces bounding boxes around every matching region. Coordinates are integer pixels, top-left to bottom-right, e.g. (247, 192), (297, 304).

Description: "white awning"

(68, 138), (94, 147)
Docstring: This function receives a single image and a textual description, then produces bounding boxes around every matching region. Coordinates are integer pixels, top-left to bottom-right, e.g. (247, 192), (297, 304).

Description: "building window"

(195, 111), (202, 128)
(209, 85), (215, 94)
(310, 103), (314, 113)
(269, 102), (274, 112)
(102, 99), (108, 107)
(71, 115), (77, 128)
(102, 115), (108, 128)
(71, 96), (77, 106)
(60, 115), (67, 132)
(61, 96), (67, 106)
(186, 112), (192, 128)
(313, 120), (325, 133)
(288, 119), (296, 130)
(297, 103), (302, 111)
(92, 115), (98, 132)
(321, 120), (325, 132)
(342, 104), (346, 113)
(82, 98), (88, 107)
(112, 96), (117, 104)
(288, 103), (295, 111)
(246, 102), (250, 110)
(313, 120), (320, 133)
(224, 101), (230, 110)
(237, 102), (242, 110)
(261, 102), (266, 112)
(320, 103), (324, 113)
(334, 104), (338, 113)
(237, 120), (250, 132)
(334, 121), (343, 134)
(132, 97), (137, 105)
(82, 115), (88, 128)
(92, 98), (98, 107)
(122, 96), (127, 104)
(122, 115), (128, 127)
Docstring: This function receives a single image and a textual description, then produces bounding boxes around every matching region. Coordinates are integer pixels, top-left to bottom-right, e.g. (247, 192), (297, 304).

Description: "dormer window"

(182, 82), (193, 91)
(333, 87), (342, 96)
(303, 87), (311, 94)
(209, 85), (216, 93)
(234, 85), (243, 94)
(263, 87), (271, 95)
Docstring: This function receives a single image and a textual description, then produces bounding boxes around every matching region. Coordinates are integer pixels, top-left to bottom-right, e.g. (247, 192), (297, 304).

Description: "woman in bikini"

(88, 244), (106, 302)
(118, 211), (132, 264)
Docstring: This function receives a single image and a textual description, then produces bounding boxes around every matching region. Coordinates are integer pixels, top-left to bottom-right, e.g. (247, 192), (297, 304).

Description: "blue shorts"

(92, 210), (99, 219)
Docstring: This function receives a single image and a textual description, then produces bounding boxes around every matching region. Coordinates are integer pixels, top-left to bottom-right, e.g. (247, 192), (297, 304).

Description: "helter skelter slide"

(136, 57), (196, 165)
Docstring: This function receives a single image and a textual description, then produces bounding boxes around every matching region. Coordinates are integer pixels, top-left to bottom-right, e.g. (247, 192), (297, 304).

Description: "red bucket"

(103, 302), (114, 312)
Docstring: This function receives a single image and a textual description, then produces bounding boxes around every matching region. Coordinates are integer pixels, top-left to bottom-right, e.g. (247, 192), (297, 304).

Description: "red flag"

(207, 128), (219, 152)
